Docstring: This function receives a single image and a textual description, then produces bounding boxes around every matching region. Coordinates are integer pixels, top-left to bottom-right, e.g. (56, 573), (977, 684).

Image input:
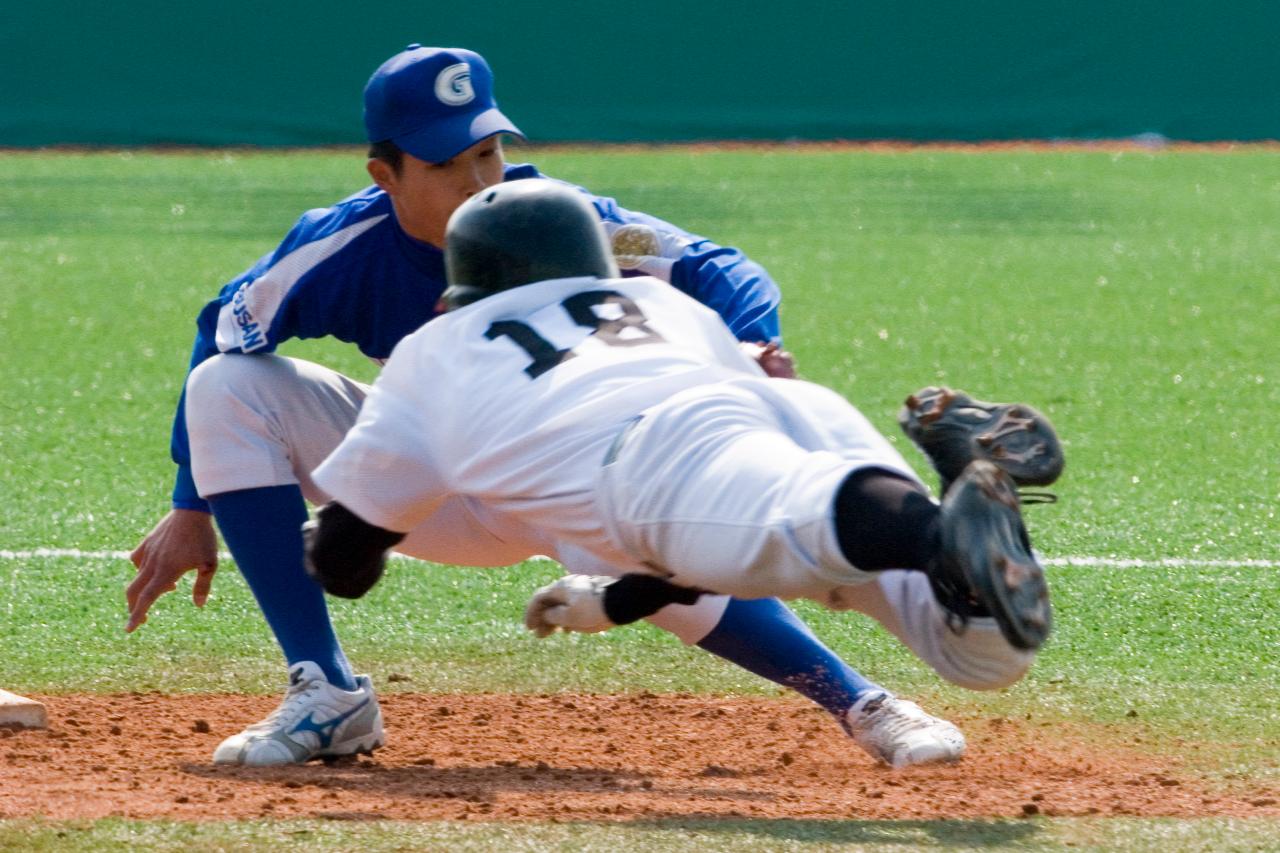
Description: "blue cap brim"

(394, 107), (524, 164)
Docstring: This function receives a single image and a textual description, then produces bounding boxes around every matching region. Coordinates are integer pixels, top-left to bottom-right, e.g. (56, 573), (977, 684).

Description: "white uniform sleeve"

(311, 342), (450, 533)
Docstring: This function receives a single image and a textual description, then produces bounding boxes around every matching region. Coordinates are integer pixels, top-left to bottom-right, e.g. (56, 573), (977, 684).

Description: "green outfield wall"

(5, 1), (1278, 146)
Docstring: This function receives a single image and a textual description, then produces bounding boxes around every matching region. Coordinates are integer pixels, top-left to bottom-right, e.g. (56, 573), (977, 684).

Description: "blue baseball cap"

(363, 45), (524, 164)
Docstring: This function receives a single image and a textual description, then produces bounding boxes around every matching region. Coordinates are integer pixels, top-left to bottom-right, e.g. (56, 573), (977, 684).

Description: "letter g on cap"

(434, 62), (475, 106)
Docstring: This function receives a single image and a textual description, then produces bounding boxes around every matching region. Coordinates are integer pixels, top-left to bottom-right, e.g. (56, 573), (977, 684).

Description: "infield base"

(0, 688), (47, 729)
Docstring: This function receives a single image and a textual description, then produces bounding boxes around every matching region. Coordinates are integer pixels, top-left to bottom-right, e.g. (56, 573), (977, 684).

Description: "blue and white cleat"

(212, 661), (385, 766)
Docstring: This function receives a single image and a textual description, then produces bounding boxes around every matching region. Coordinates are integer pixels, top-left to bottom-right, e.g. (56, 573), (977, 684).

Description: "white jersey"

(310, 274), (1037, 687)
(311, 275), (762, 571)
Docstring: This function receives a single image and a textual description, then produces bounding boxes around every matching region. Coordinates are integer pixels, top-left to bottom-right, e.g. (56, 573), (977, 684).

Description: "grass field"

(0, 145), (1277, 849)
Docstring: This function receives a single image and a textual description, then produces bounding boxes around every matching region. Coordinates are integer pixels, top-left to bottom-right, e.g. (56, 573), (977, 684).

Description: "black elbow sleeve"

(302, 502), (405, 599)
(602, 573), (706, 625)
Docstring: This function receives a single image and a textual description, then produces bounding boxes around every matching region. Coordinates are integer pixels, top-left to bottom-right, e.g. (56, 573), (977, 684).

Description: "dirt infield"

(2, 693), (1276, 822)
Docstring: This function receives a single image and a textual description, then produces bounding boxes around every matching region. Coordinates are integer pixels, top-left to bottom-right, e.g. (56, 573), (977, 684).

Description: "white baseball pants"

(596, 377), (1035, 688)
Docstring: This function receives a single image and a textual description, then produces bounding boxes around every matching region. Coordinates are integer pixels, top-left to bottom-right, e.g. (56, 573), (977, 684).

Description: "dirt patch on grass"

(2, 693), (1276, 822)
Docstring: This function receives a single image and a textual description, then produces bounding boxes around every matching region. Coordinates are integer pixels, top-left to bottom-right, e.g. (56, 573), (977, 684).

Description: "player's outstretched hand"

(523, 575), (617, 638)
(126, 508), (219, 632)
(740, 341), (797, 378)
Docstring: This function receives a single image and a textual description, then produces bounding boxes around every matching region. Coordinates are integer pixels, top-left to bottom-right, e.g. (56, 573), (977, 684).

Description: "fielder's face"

(368, 136), (506, 247)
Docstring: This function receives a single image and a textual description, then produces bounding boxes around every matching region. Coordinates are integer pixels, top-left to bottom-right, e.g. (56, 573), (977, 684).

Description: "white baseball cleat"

(213, 661), (385, 766)
(843, 693), (966, 768)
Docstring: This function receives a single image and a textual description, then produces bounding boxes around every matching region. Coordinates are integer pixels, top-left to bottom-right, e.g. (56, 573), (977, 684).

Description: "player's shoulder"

(502, 162), (545, 182)
(605, 274), (666, 292)
(284, 185), (395, 248)
(607, 275), (689, 298)
(608, 275), (722, 317)
(501, 164), (610, 212)
(299, 184), (393, 227)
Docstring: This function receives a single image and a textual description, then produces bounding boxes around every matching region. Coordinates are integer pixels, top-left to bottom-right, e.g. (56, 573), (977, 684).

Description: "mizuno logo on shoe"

(289, 698), (371, 749)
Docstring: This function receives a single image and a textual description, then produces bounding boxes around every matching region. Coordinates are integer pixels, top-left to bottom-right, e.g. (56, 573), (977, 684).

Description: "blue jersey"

(171, 163), (782, 510)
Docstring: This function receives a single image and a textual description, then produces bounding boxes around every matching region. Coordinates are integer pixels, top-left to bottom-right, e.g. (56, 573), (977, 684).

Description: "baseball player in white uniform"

(305, 180), (1064, 755)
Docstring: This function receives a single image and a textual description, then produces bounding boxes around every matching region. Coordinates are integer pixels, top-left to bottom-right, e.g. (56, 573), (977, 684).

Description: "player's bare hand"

(740, 341), (797, 379)
(523, 575), (616, 638)
(126, 508), (219, 632)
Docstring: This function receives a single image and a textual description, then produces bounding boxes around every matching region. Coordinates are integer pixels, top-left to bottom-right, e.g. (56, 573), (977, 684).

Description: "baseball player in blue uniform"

(126, 45), (968, 768)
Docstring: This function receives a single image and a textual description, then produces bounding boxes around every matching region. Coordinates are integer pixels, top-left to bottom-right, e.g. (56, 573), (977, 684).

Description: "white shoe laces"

(242, 678), (326, 733)
(866, 699), (931, 739)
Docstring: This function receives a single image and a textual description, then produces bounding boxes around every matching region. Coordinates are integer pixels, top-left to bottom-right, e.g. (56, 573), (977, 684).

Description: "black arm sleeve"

(303, 502), (406, 599)
(601, 574), (707, 625)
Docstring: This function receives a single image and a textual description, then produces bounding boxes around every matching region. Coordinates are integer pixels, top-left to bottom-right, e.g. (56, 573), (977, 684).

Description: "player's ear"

(367, 158), (398, 194)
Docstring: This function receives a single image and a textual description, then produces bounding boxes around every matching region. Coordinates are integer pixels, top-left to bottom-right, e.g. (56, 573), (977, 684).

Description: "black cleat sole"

(940, 461), (1052, 651)
(900, 386), (1064, 493)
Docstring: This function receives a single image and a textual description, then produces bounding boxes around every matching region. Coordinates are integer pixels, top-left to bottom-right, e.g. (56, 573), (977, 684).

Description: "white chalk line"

(0, 548), (1275, 570)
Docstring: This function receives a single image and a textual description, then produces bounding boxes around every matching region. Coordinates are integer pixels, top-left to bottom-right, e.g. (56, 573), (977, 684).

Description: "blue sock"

(208, 484), (357, 691)
(696, 597), (883, 718)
